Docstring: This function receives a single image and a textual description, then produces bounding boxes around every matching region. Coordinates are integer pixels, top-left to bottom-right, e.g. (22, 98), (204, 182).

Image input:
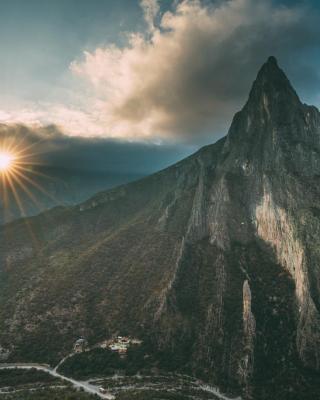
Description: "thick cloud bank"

(0, 124), (192, 174)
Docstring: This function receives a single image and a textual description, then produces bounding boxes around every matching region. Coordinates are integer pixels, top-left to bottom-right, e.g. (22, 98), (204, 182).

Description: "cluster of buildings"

(73, 335), (142, 356)
(103, 336), (143, 356)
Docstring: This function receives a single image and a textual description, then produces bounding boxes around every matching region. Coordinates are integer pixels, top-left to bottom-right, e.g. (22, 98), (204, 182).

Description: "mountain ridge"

(1, 57), (320, 399)
(0, 164), (145, 225)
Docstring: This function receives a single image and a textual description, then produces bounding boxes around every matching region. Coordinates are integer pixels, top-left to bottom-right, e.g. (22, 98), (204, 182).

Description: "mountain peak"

(249, 56), (299, 104)
(227, 57), (303, 145)
(266, 55), (278, 66)
(257, 56), (284, 80)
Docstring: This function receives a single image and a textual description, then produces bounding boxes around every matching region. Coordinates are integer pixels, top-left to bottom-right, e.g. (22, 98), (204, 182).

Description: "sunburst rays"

(0, 135), (60, 223)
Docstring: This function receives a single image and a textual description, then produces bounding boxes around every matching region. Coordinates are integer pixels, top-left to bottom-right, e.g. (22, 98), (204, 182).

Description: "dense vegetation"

(0, 368), (58, 388)
(58, 345), (154, 379)
(0, 387), (99, 400)
(0, 369), (95, 400)
(58, 339), (196, 381)
(116, 391), (200, 400)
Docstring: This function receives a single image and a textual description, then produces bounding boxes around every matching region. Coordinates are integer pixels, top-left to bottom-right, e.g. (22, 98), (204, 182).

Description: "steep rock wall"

(254, 178), (320, 370)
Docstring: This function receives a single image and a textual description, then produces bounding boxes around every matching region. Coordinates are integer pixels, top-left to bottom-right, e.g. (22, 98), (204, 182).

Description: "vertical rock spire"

(239, 280), (256, 398)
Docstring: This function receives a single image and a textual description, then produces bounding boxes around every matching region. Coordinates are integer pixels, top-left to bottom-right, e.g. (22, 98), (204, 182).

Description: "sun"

(0, 151), (15, 172)
(0, 136), (58, 223)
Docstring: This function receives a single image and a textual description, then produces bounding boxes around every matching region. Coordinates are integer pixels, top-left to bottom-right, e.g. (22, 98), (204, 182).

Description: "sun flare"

(0, 137), (58, 221)
(0, 151), (15, 172)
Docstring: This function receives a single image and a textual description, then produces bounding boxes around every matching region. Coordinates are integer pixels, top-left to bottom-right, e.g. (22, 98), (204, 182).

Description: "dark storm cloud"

(0, 124), (193, 174)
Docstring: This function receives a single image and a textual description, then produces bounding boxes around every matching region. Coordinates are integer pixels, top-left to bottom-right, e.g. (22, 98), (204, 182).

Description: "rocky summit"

(1, 57), (320, 399)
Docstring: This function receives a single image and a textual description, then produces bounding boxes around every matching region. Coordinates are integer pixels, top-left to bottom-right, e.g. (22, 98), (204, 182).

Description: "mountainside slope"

(1, 57), (320, 399)
(0, 165), (143, 225)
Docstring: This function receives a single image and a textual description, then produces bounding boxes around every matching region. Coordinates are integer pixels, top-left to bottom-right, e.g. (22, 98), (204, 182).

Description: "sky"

(0, 0), (320, 173)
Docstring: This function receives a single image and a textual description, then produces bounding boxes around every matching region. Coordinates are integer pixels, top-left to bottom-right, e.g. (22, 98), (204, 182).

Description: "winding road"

(0, 363), (114, 399)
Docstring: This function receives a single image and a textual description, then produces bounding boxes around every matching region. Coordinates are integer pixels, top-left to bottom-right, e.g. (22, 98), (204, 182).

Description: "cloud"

(140, 0), (160, 32)
(69, 0), (319, 144)
(0, 0), (319, 145)
(0, 124), (193, 174)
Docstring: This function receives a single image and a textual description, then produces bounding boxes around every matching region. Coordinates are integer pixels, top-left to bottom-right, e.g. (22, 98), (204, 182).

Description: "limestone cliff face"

(254, 183), (320, 370)
(154, 57), (320, 397)
(1, 57), (320, 399)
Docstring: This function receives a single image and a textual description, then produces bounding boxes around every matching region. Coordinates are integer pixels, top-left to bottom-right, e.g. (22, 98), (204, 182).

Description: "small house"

(74, 338), (88, 353)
